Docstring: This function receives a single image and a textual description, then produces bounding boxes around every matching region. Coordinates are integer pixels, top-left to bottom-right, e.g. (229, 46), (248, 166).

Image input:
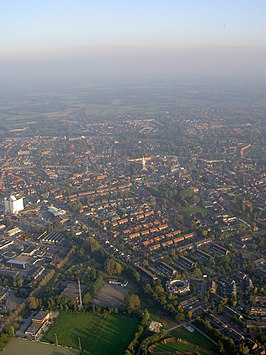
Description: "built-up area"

(0, 108), (265, 354)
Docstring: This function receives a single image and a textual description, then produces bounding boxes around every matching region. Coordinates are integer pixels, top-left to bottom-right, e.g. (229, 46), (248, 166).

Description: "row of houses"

(25, 310), (51, 338)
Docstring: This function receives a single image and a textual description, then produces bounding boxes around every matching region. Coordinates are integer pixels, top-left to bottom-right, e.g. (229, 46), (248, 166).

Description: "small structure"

(108, 279), (128, 287)
(148, 321), (163, 333)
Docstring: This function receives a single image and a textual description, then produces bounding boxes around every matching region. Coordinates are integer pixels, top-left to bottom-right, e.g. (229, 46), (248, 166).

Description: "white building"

(4, 194), (24, 214)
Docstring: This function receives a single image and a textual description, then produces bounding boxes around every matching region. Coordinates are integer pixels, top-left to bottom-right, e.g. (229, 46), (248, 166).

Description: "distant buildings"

(4, 194), (24, 214)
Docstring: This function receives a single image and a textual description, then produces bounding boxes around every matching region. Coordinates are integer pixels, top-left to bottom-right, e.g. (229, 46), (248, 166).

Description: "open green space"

(42, 311), (139, 355)
(153, 341), (208, 355)
(169, 327), (217, 352)
(181, 205), (209, 217)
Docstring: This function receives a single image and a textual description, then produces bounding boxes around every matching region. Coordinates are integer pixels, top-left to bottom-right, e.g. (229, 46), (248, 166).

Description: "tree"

(260, 287), (266, 295)
(143, 259), (149, 268)
(133, 270), (140, 283)
(28, 296), (39, 310)
(78, 247), (85, 258)
(124, 294), (140, 312)
(187, 311), (193, 319)
(17, 278), (24, 287)
(239, 344), (250, 354)
(104, 258), (123, 275)
(217, 303), (224, 314)
(154, 285), (165, 296)
(222, 297), (228, 305)
(194, 267), (202, 278)
(142, 309), (150, 323)
(86, 237), (101, 253)
(174, 214), (184, 224)
(238, 223), (246, 233)
(175, 313), (185, 322)
(218, 341), (225, 354)
(7, 327), (14, 337)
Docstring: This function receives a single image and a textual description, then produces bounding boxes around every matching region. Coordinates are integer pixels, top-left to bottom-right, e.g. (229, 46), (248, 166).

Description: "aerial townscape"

(0, 1), (265, 354)
(0, 82), (265, 355)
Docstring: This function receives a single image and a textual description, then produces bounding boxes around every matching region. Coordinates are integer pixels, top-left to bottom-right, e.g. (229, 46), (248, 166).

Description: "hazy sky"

(1, 0), (265, 87)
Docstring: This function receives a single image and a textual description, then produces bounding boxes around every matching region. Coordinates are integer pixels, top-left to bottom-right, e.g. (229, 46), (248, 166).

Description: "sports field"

(152, 341), (209, 355)
(169, 326), (216, 352)
(149, 326), (217, 354)
(42, 311), (139, 355)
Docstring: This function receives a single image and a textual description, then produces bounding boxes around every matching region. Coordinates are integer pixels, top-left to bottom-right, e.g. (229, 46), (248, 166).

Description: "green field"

(169, 326), (216, 352)
(147, 326), (217, 354)
(43, 311), (139, 355)
(153, 341), (208, 355)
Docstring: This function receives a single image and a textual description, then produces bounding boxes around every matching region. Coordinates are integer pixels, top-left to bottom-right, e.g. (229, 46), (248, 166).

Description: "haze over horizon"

(1, 0), (265, 89)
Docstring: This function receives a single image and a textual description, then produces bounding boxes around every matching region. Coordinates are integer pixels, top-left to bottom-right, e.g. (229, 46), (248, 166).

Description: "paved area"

(6, 290), (24, 311)
(94, 282), (128, 307)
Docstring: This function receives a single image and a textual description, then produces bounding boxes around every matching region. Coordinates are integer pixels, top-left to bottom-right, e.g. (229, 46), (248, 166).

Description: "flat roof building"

(7, 255), (31, 269)
(4, 194), (24, 215)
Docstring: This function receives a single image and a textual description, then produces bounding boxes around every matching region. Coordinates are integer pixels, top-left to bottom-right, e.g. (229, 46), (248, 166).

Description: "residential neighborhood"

(0, 90), (265, 354)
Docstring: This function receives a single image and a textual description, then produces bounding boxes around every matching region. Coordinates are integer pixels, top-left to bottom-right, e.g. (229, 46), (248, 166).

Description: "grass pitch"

(169, 326), (216, 352)
(43, 311), (139, 355)
(153, 341), (209, 355)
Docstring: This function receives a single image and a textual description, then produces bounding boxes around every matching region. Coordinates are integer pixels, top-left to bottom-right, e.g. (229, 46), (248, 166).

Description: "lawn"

(181, 205), (209, 217)
(43, 311), (139, 355)
(169, 327), (216, 352)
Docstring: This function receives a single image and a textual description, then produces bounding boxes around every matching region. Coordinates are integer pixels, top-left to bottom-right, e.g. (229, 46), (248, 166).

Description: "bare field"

(94, 282), (129, 307)
(3, 338), (79, 355)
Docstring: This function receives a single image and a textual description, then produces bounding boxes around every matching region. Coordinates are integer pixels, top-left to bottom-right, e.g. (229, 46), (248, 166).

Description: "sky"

(0, 0), (265, 87)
